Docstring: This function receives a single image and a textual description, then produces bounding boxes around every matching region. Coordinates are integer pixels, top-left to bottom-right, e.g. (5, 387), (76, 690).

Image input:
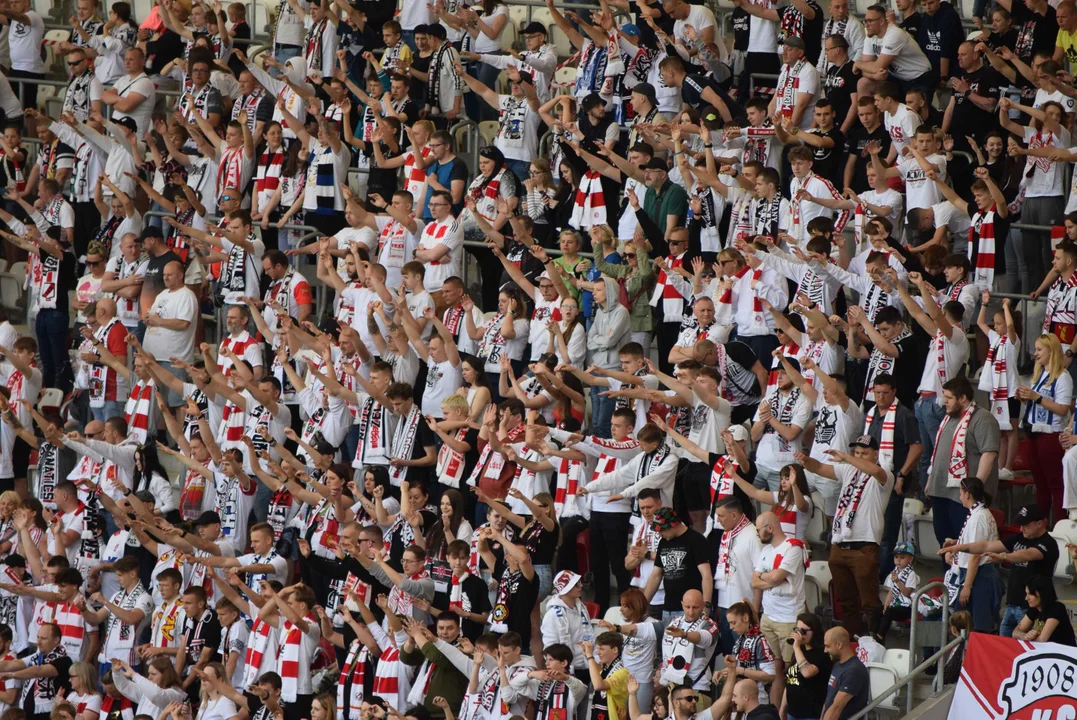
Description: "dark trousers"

(36, 309), (70, 391)
(871, 603), (912, 640)
(72, 200), (101, 260)
(590, 510), (633, 614)
(283, 693), (314, 720)
(739, 333), (779, 367)
(828, 542), (881, 636)
(878, 489), (905, 580)
(1029, 431), (1065, 526)
(930, 496), (969, 556)
(738, 51), (779, 99)
(556, 516), (589, 574)
(657, 320), (681, 376)
(7, 69), (43, 111)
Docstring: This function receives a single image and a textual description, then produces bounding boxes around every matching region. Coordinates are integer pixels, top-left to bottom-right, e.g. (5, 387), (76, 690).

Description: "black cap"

(632, 82), (657, 103)
(1015, 504), (1047, 524)
(850, 434), (879, 451)
(113, 116), (138, 133)
(191, 511), (222, 527)
(642, 157), (669, 172)
(522, 21), (547, 36)
(139, 226), (163, 242)
(777, 357), (801, 374)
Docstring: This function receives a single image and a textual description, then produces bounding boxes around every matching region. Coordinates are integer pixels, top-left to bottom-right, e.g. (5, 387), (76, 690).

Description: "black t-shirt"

(227, 22), (251, 77)
(746, 705), (782, 720)
(387, 507), (439, 567)
(409, 53), (433, 105)
(807, 127), (846, 189)
(180, 609), (223, 670)
(655, 528), (715, 611)
(778, 0), (824, 62)
(920, 105), (945, 131)
(368, 142), (402, 202)
(144, 249), (183, 294)
(1012, 3), (1057, 62)
(918, 4), (962, 76)
(500, 570), (539, 647)
(630, 0), (674, 46)
(823, 61), (857, 131)
(900, 12), (921, 41)
(969, 209), (1009, 275)
(985, 27), (1018, 53)
(723, 340), (763, 405)
(520, 520), (560, 566)
(455, 573), (493, 641)
(844, 123), (891, 192)
(1003, 531), (1059, 606)
(681, 74), (747, 123)
(890, 333), (924, 410)
(785, 645), (834, 718)
(22, 653), (71, 720)
(953, 64), (1005, 139)
(731, 7), (750, 51)
(1025, 601), (1077, 646)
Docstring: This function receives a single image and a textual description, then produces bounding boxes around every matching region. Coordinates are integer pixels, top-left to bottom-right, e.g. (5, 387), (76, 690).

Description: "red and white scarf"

(124, 380), (154, 444)
(435, 428), (470, 489)
(979, 334), (1015, 428)
(387, 569), (429, 616)
(864, 402), (897, 471)
(89, 318), (123, 407)
(832, 469), (874, 542)
(278, 614), (315, 702)
(242, 617), (275, 688)
(403, 146), (432, 198)
(466, 423), (526, 487)
(569, 170), (607, 230)
(930, 402), (977, 488)
(716, 514), (750, 583)
(649, 254), (686, 323)
(1043, 271), (1077, 343)
(709, 455), (738, 507)
(217, 145), (245, 201)
(449, 571), (470, 612)
(968, 206), (996, 290)
(553, 456), (586, 518)
(53, 601), (86, 657)
(337, 640), (368, 718)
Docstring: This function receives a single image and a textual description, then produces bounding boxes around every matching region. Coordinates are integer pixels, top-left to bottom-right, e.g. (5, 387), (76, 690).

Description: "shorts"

(683, 461), (712, 512)
(760, 614), (797, 663)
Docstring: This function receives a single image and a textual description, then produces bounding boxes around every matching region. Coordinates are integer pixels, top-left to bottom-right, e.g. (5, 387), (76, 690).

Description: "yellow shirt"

(603, 667), (630, 720)
(1058, 27), (1077, 71)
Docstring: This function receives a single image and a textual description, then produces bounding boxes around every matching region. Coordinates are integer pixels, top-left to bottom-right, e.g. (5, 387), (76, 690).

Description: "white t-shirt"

(275, 620), (321, 695)
(866, 24), (932, 80)
(237, 551), (288, 585)
(689, 392), (732, 455)
(756, 540), (806, 623)
(496, 94), (541, 162)
(406, 290), (436, 340)
(472, 5), (508, 53)
(832, 464), (895, 544)
(858, 188), (904, 233)
(898, 154), (947, 211)
(775, 60), (819, 131)
(754, 389), (813, 472)
(1023, 125), (1070, 197)
(674, 6), (716, 64)
(883, 104), (920, 157)
(303, 139), (352, 211)
(919, 325), (970, 400)
(220, 235), (265, 305)
(47, 508), (85, 566)
(99, 586), (154, 664)
(1034, 87), (1077, 114)
(747, 1), (778, 52)
(8, 11), (44, 73)
(111, 73), (156, 136)
(143, 286), (199, 364)
(421, 357), (462, 417)
(417, 217), (463, 291)
(933, 201), (972, 256)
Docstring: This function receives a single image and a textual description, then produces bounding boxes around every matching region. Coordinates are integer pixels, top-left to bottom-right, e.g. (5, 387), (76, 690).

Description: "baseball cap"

(621, 23), (641, 37)
(727, 425), (749, 443)
(113, 116), (138, 133)
(1015, 504), (1046, 524)
(783, 36), (807, 50)
(894, 541), (915, 556)
(652, 507), (683, 532)
(642, 157), (669, 172)
(850, 434), (879, 451)
(552, 570), (582, 596)
(522, 21), (547, 36)
(632, 82), (657, 103)
(776, 357), (801, 374)
(191, 511), (222, 527)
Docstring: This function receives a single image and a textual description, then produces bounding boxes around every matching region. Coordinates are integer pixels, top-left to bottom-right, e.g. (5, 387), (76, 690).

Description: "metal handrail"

(850, 633), (966, 719)
(909, 581), (950, 675)
(12, 74), (183, 100)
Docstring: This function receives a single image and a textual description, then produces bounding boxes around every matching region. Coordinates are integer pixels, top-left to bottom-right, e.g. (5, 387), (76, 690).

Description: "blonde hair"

(441, 394), (469, 414)
(69, 663), (97, 695)
(0, 491), (21, 509)
(590, 224), (615, 248)
(1034, 334), (1068, 382)
(313, 694), (336, 720)
(717, 248), (744, 266)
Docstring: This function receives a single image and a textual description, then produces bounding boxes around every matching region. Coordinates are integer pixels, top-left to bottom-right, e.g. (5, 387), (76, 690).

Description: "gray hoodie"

(587, 277), (631, 369)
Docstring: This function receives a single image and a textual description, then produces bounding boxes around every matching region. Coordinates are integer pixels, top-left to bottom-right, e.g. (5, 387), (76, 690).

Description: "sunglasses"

(624, 253), (637, 259)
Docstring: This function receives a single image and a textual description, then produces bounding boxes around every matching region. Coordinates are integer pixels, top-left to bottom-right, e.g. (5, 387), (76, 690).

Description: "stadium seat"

(478, 120), (499, 146)
(1055, 520), (1077, 544)
(38, 387), (62, 411)
(583, 601), (599, 619)
(508, 4), (530, 31)
(901, 499), (924, 542)
(499, 20), (518, 52)
(866, 649), (911, 709)
(805, 491), (827, 548)
(553, 66), (577, 95)
(991, 508), (1019, 538)
(804, 561), (831, 614)
(603, 605), (625, 624)
(576, 529), (590, 575)
(1050, 533), (1074, 582)
(914, 511), (941, 564)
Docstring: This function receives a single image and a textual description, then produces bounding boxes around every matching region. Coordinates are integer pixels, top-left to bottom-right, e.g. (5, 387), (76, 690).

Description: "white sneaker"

(998, 468), (1014, 481)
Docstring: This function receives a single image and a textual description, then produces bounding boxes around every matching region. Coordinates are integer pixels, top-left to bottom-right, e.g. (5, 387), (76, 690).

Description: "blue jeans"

(506, 159), (530, 183)
(270, 45), (302, 77)
(999, 604), (1026, 638)
(36, 309), (70, 391)
(914, 397), (946, 488)
(343, 423), (361, 467)
(91, 400), (125, 424)
(590, 384), (614, 438)
(955, 563), (1004, 632)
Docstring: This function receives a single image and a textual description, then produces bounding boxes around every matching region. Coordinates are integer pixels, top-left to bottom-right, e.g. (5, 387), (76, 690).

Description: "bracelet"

(704, 143), (713, 148)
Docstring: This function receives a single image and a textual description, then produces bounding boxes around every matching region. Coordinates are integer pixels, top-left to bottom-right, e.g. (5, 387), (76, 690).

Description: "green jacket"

(399, 640), (466, 718)
(593, 255), (656, 331)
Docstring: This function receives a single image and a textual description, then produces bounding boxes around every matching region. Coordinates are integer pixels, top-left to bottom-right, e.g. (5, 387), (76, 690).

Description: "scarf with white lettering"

(716, 514), (751, 584)
(354, 396), (389, 465)
(1044, 271), (1077, 342)
(338, 639), (368, 718)
(387, 569), (429, 617)
(389, 404), (423, 486)
(20, 644), (67, 713)
(435, 427), (470, 489)
(124, 380), (153, 444)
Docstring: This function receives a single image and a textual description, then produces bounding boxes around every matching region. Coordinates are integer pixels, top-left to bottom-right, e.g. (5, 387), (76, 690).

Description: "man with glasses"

(420, 131), (466, 220)
(817, 0), (864, 75)
(415, 190), (463, 313)
(177, 50), (224, 140)
(854, 5), (934, 98)
(822, 35), (859, 134)
(61, 50), (103, 123)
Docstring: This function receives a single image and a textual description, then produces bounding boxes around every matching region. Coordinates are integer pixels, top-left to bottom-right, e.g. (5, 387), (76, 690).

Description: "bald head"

(84, 420), (105, 437)
(95, 297), (117, 321)
(732, 679), (760, 712)
(163, 261), (185, 290)
(824, 626), (854, 662)
(756, 511), (784, 545)
(681, 589), (705, 620)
